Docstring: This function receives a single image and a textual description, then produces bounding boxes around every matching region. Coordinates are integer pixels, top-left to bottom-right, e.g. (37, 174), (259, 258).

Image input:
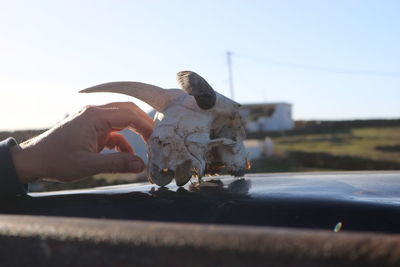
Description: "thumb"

(88, 152), (145, 174)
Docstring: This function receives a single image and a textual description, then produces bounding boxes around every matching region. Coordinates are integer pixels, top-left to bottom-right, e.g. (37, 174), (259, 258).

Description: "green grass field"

(273, 126), (400, 163)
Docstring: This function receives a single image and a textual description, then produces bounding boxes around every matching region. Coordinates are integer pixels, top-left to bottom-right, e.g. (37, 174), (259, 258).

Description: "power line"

(234, 53), (400, 77)
(227, 51), (235, 100)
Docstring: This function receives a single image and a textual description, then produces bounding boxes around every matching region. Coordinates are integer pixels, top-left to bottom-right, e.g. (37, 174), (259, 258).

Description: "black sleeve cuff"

(0, 138), (28, 197)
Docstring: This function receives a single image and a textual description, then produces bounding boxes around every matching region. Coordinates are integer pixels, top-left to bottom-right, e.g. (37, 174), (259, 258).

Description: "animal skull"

(80, 71), (249, 186)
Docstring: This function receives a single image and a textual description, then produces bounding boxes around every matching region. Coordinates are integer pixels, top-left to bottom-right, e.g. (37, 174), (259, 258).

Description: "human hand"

(11, 102), (154, 184)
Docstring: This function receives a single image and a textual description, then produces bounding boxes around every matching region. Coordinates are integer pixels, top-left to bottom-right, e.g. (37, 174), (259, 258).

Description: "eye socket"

(209, 129), (217, 140)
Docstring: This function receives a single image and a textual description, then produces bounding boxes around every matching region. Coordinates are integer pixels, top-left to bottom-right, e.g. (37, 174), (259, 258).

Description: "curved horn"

(176, 71), (216, 110)
(80, 82), (181, 111)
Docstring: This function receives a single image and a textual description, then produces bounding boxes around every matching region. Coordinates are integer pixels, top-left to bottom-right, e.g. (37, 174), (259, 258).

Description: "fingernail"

(128, 160), (144, 172)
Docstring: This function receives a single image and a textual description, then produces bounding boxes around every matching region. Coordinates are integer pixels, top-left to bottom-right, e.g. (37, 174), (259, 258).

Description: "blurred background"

(1, 0), (399, 191)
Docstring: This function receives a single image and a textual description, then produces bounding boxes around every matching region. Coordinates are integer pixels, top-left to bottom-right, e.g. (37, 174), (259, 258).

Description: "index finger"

(92, 102), (154, 142)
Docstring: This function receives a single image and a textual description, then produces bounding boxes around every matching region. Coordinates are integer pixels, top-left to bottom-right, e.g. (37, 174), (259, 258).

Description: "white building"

(241, 103), (294, 132)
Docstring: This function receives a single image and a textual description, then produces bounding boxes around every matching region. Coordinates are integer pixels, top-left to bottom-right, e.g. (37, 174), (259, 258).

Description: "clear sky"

(1, 0), (399, 131)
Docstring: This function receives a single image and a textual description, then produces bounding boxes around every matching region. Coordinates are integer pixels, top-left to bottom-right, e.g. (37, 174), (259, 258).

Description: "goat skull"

(80, 71), (249, 186)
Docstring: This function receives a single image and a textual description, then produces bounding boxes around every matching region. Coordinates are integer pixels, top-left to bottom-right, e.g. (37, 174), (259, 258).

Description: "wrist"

(10, 145), (41, 184)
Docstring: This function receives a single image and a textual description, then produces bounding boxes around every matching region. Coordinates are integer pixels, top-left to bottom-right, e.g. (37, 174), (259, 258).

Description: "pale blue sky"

(1, 0), (399, 130)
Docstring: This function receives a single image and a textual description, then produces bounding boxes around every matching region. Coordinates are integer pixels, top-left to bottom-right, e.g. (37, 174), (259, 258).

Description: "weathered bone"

(80, 82), (182, 111)
(80, 72), (249, 186)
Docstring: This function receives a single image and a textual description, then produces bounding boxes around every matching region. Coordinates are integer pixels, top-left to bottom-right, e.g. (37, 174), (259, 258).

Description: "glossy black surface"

(2, 171), (400, 233)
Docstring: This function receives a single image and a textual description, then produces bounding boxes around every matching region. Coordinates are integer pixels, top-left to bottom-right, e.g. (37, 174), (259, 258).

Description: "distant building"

(241, 103), (294, 132)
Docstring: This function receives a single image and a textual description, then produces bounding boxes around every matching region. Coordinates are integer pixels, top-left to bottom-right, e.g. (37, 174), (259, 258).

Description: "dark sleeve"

(0, 138), (28, 197)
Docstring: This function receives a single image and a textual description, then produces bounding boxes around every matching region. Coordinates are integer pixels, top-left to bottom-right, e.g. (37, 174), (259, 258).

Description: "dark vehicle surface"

(1, 171), (400, 266)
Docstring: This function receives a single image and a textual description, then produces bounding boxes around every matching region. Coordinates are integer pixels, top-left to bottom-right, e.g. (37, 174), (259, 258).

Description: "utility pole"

(227, 51), (235, 100)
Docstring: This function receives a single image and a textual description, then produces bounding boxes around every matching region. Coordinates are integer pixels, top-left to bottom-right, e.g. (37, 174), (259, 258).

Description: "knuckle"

(120, 102), (139, 115)
(125, 101), (138, 109)
(118, 101), (139, 112)
(82, 105), (100, 118)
